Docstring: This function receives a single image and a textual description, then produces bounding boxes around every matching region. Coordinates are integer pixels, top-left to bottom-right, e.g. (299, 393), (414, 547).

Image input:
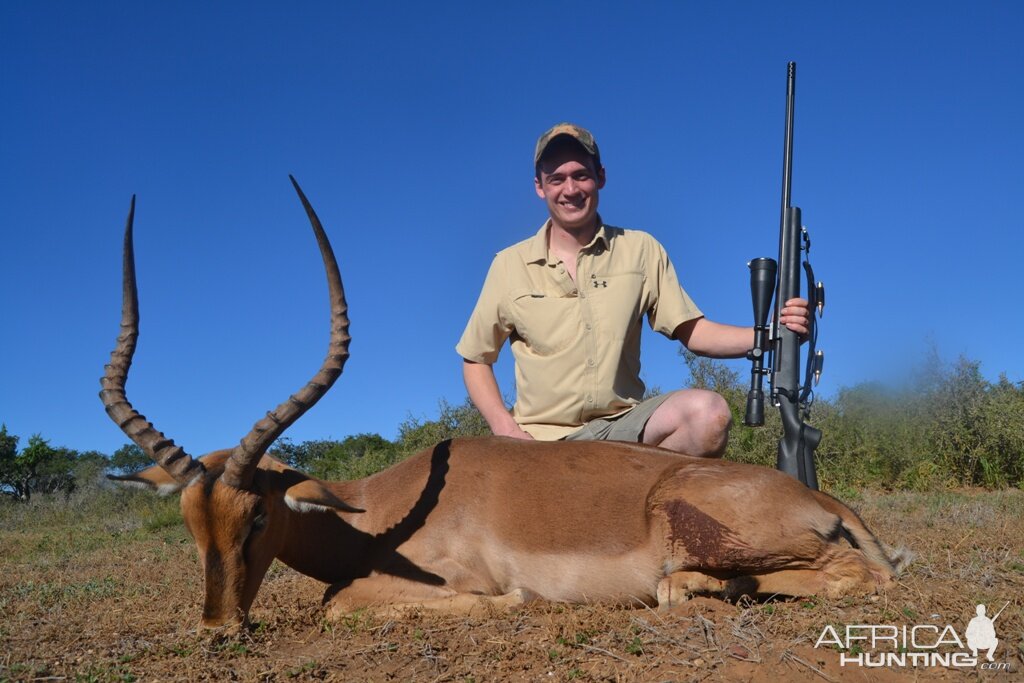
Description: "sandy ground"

(1, 489), (1022, 682)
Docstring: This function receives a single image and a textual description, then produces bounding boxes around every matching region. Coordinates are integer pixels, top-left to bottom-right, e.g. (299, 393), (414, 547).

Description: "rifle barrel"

(780, 62), (796, 217)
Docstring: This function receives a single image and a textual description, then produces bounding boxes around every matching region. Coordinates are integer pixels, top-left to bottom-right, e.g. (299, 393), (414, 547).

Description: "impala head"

(101, 178), (356, 630)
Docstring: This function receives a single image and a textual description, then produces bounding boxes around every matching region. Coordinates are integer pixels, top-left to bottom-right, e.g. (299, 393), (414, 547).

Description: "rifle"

(743, 62), (826, 490)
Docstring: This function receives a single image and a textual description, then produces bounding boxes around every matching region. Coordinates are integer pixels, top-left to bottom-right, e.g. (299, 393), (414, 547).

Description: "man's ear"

(535, 174), (545, 199)
(108, 465), (185, 496)
(596, 165), (606, 189)
(284, 479), (365, 514)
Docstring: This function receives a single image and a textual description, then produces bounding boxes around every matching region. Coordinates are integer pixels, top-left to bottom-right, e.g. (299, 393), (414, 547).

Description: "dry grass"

(1, 488), (1022, 681)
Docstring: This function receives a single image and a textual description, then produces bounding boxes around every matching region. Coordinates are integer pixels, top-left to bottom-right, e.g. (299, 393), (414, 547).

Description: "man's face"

(534, 144), (606, 233)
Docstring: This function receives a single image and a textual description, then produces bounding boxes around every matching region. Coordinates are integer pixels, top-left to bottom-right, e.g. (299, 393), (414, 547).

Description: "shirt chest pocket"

(587, 272), (645, 332)
(509, 291), (580, 356)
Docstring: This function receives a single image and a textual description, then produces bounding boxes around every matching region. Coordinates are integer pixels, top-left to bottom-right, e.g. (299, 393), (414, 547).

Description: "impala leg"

(735, 550), (888, 599)
(658, 548), (886, 607)
(324, 576), (537, 618)
(378, 587), (537, 618)
(656, 571), (727, 609)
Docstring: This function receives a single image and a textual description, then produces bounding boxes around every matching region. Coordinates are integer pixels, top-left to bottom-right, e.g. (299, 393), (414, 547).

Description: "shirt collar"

(526, 216), (611, 266)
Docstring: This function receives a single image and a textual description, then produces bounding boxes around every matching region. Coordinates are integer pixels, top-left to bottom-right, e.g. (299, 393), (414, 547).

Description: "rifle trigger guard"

(777, 387), (799, 402)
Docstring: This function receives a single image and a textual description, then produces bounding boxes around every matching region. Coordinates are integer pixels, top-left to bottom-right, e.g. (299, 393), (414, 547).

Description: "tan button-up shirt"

(457, 220), (702, 440)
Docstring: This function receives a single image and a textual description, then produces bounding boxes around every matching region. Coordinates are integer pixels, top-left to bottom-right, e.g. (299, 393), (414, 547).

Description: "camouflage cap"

(534, 122), (601, 167)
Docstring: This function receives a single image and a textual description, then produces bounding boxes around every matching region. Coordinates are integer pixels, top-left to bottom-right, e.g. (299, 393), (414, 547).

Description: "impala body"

(104, 180), (905, 629)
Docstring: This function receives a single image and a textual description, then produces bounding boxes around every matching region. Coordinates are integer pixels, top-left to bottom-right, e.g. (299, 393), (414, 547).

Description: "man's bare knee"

(684, 390), (730, 451)
(701, 391), (732, 425)
(701, 392), (732, 456)
(646, 390), (732, 457)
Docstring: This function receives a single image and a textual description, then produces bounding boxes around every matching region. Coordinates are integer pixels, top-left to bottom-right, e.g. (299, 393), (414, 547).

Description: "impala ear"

(108, 465), (186, 496)
(284, 479), (365, 514)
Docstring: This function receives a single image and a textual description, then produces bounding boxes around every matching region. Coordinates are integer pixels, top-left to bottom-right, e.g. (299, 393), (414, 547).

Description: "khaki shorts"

(561, 393), (673, 443)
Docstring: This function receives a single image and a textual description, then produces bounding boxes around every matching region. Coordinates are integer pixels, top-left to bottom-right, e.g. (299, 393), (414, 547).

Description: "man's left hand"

(780, 298), (811, 341)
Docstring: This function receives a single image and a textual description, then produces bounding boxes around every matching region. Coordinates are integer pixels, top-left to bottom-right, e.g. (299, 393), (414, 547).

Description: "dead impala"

(102, 178), (906, 630)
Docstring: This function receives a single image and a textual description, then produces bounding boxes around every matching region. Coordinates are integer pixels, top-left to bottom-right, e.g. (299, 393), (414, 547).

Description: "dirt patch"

(2, 489), (1022, 681)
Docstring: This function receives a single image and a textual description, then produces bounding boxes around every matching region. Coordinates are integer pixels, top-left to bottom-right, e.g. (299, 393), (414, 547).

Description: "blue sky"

(2, 2), (1021, 455)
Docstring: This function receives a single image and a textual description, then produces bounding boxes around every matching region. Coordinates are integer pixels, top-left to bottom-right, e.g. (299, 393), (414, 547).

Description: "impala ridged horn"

(220, 176), (351, 490)
(99, 196), (206, 484)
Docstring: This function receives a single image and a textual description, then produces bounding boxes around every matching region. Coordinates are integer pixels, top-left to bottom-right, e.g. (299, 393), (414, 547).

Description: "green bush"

(271, 433), (402, 481)
(395, 398), (491, 455)
(682, 351), (1023, 491)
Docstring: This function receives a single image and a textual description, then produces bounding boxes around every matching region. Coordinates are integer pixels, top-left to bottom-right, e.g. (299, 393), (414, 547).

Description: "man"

(456, 123), (809, 457)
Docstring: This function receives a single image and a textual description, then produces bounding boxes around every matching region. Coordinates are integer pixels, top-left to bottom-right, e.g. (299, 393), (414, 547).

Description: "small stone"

(727, 644), (751, 659)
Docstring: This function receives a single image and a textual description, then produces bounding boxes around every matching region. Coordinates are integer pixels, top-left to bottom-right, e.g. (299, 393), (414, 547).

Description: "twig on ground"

(630, 616), (701, 655)
(781, 649), (838, 683)
(696, 614), (717, 650)
(951, 530), (975, 553)
(577, 643), (633, 665)
(634, 597), (671, 628)
(421, 641), (446, 668)
(372, 619), (396, 637)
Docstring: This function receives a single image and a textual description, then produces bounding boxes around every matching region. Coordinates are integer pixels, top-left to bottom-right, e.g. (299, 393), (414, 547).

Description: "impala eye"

(251, 505), (267, 533)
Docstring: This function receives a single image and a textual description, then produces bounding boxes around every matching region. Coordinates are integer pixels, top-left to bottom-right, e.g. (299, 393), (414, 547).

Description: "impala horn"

(221, 176), (351, 490)
(99, 195), (206, 485)
(99, 177), (351, 491)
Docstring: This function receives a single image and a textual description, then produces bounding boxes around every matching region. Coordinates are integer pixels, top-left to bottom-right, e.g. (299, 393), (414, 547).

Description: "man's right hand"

(462, 360), (534, 440)
(495, 424), (534, 440)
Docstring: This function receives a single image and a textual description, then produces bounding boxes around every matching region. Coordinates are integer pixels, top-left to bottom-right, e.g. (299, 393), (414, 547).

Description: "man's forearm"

(675, 298), (811, 358)
(674, 318), (755, 358)
(462, 360), (524, 436)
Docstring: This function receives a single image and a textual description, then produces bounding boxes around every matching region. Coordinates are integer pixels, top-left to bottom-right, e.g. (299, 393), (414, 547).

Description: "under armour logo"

(592, 279), (607, 288)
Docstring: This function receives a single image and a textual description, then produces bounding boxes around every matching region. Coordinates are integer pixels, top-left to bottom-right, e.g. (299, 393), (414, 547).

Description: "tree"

(0, 430), (76, 502)
(271, 433), (399, 480)
(0, 425), (21, 498)
(110, 443), (150, 474)
(75, 450), (112, 491)
(396, 398), (490, 454)
(0, 427), (109, 501)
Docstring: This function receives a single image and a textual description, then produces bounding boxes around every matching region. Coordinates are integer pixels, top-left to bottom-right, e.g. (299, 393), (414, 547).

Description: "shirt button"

(586, 394), (594, 403)
(585, 323), (592, 331)
(587, 359), (595, 367)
